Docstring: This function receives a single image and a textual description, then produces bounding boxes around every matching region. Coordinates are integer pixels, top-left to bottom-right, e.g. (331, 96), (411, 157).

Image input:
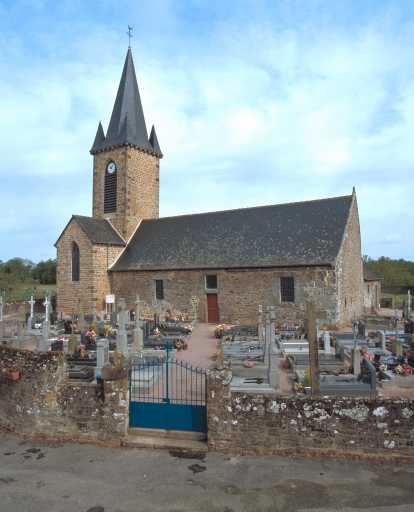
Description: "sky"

(1, 0), (414, 264)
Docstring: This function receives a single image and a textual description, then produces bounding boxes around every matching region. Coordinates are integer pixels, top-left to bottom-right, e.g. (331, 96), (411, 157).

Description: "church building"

(55, 47), (364, 327)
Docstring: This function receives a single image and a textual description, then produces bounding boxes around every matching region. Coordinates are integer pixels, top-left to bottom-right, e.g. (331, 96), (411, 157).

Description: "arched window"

(104, 161), (117, 213)
(72, 243), (80, 281)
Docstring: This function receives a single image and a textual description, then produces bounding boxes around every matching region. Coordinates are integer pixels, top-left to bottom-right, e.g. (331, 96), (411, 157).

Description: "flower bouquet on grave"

(1, 362), (22, 380)
(394, 365), (404, 375)
(73, 343), (86, 358)
(154, 328), (162, 340)
(362, 352), (374, 362)
(85, 330), (97, 344)
(214, 324), (227, 339)
(401, 364), (412, 377)
(183, 342), (188, 350)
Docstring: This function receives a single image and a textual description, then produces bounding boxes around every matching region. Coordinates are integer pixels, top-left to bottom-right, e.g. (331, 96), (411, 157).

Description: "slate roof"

(55, 216), (126, 246)
(363, 263), (383, 281)
(90, 49), (162, 156)
(110, 195), (353, 272)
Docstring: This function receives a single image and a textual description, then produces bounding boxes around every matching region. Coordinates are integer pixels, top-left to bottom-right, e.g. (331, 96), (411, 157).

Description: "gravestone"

(27, 296), (36, 329)
(116, 298), (128, 355)
(77, 297), (86, 330)
(97, 320), (105, 339)
(393, 339), (403, 357)
(270, 307), (276, 345)
(154, 313), (160, 328)
(51, 340), (63, 351)
(264, 311), (270, 366)
(130, 295), (144, 352)
(68, 320), (77, 355)
(376, 330), (386, 351)
(97, 339), (109, 367)
(17, 322), (27, 337)
(299, 300), (327, 396)
(351, 313), (361, 375)
(257, 305), (263, 348)
(268, 344), (280, 388)
(42, 295), (51, 341)
(322, 331), (330, 353)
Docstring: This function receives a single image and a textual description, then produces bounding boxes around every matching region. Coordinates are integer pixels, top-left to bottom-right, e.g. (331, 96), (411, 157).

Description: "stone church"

(55, 47), (364, 327)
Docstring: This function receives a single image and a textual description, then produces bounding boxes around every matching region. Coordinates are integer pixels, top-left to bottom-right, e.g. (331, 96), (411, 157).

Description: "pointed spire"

(91, 48), (157, 154)
(118, 112), (136, 145)
(91, 121), (106, 152)
(149, 125), (162, 156)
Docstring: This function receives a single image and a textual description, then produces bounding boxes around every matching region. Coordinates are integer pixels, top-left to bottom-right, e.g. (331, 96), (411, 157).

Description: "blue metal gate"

(129, 347), (207, 432)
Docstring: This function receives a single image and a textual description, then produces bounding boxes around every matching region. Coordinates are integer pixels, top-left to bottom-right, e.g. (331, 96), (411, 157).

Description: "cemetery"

(0, 289), (414, 461)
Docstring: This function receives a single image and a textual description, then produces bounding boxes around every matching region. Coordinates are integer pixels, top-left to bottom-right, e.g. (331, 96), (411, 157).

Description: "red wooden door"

(207, 294), (219, 323)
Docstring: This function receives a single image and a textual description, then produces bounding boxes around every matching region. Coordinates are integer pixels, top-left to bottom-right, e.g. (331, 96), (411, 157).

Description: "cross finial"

(126, 25), (133, 48)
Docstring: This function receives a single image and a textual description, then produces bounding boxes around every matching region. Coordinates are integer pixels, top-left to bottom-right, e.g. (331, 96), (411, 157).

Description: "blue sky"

(1, 0), (414, 263)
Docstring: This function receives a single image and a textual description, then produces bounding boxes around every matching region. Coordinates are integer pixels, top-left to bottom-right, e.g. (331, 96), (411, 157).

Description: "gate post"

(206, 367), (233, 450)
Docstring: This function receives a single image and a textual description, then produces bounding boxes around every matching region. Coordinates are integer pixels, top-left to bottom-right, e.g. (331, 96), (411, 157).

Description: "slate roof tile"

(110, 195), (352, 271)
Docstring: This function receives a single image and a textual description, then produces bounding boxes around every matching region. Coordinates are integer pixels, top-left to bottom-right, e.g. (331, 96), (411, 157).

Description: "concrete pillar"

(268, 344), (280, 389)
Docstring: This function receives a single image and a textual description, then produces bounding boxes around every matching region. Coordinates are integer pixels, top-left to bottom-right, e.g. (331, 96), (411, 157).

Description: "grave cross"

(408, 290), (411, 318)
(0, 296), (3, 323)
(298, 299), (327, 396)
(352, 313), (358, 350)
(28, 296), (36, 318)
(43, 294), (50, 320)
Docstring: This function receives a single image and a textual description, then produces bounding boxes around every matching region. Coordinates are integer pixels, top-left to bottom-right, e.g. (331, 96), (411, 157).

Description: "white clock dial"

(107, 162), (116, 174)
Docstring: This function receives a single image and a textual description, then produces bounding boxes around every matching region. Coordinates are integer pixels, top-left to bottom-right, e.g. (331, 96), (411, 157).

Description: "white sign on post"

(106, 294), (115, 304)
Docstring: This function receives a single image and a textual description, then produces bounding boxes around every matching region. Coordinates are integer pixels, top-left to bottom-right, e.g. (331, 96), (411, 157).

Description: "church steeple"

(90, 48), (161, 156)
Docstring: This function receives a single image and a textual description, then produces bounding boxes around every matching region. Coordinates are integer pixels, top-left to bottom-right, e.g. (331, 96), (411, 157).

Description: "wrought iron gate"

(129, 347), (207, 432)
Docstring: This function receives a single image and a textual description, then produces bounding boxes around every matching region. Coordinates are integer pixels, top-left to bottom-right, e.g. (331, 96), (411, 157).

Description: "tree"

(30, 259), (56, 284)
(364, 256), (414, 286)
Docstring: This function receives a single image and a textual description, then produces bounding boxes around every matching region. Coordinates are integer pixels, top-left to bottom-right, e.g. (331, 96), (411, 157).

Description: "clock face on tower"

(107, 162), (116, 174)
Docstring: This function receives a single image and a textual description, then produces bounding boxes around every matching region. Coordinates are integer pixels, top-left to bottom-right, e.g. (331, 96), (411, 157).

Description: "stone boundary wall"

(207, 368), (414, 462)
(2, 299), (45, 317)
(0, 346), (129, 445)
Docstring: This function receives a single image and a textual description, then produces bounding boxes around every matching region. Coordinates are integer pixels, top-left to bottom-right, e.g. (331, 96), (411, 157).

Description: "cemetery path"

(177, 323), (221, 371)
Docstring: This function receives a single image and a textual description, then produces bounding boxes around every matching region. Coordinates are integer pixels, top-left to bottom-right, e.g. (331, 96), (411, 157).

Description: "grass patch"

(0, 284), (56, 301)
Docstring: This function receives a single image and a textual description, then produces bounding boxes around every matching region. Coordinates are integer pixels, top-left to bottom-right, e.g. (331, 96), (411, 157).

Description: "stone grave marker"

(264, 311), (270, 366)
(130, 295), (144, 352)
(351, 314), (361, 376)
(0, 297), (3, 338)
(97, 338), (109, 367)
(299, 300), (327, 396)
(42, 295), (51, 341)
(322, 331), (330, 353)
(116, 298), (128, 355)
(268, 344), (280, 389)
(27, 296), (36, 329)
(376, 330), (386, 351)
(77, 297), (86, 330)
(258, 305), (263, 347)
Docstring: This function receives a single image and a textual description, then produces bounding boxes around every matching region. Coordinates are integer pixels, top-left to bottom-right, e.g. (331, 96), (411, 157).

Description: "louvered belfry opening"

(104, 165), (117, 213)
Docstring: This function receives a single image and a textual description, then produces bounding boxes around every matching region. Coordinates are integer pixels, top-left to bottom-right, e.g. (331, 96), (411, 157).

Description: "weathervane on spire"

(126, 25), (133, 48)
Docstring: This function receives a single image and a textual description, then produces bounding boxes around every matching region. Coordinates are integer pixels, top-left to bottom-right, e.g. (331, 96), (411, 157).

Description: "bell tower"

(90, 48), (162, 242)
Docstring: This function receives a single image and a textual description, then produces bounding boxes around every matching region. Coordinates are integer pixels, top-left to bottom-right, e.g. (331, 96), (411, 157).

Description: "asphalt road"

(1, 430), (414, 512)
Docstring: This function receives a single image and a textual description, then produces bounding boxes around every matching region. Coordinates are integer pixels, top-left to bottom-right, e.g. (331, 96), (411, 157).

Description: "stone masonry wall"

(0, 346), (128, 445)
(92, 144), (160, 242)
(112, 266), (337, 325)
(335, 193), (364, 327)
(207, 368), (414, 462)
(56, 218), (124, 315)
